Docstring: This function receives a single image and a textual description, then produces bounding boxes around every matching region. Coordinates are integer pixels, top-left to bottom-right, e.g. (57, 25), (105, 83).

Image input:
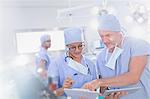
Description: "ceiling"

(0, 0), (98, 8)
(0, 0), (149, 11)
(0, 0), (149, 8)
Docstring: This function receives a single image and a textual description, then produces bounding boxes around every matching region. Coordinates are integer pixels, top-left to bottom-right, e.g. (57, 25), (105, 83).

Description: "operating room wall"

(0, 2), (128, 60)
(0, 7), (58, 60)
(1, 0), (150, 60)
(0, 6), (99, 60)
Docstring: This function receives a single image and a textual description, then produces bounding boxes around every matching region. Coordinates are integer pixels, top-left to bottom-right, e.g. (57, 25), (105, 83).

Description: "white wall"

(0, 6), (59, 59)
(0, 4), (99, 59)
(1, 0), (150, 60)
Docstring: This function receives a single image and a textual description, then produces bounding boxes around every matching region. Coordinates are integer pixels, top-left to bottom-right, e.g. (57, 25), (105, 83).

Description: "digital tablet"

(64, 88), (99, 99)
(103, 87), (141, 96)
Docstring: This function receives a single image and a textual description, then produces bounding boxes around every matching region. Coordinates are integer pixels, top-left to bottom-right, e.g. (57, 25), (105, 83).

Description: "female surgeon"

(48, 27), (97, 98)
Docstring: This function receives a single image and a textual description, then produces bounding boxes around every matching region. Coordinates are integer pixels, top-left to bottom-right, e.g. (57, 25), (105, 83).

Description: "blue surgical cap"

(64, 27), (83, 45)
(98, 14), (121, 32)
(40, 34), (51, 45)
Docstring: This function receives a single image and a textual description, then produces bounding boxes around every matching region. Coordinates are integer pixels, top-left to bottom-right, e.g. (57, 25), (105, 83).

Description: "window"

(16, 30), (65, 54)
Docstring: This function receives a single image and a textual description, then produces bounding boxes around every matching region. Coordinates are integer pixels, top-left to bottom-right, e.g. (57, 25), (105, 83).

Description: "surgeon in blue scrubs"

(48, 27), (97, 97)
(83, 14), (150, 99)
(35, 34), (51, 85)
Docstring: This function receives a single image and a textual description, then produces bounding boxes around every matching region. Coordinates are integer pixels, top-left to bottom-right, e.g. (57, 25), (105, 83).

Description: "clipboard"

(103, 87), (141, 96)
(64, 88), (99, 99)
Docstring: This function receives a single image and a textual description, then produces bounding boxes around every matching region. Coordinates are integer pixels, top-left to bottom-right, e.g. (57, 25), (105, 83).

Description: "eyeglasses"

(68, 43), (85, 52)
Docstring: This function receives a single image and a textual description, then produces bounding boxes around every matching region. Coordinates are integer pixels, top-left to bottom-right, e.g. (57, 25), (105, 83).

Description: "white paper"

(64, 88), (99, 99)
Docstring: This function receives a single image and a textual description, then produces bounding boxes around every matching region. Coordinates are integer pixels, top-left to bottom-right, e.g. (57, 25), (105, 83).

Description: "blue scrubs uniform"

(48, 54), (97, 95)
(35, 47), (51, 86)
(96, 37), (150, 99)
(35, 47), (51, 71)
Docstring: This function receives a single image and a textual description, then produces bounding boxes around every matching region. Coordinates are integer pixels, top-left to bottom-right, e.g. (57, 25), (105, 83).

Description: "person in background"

(83, 14), (150, 99)
(35, 34), (51, 86)
(48, 27), (97, 98)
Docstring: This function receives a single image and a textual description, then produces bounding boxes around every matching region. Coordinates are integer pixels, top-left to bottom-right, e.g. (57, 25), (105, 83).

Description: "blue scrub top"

(35, 47), (51, 70)
(96, 37), (150, 99)
(48, 54), (97, 89)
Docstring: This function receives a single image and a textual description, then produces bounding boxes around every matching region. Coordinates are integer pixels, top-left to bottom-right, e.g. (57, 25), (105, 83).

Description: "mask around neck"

(105, 46), (123, 70)
(67, 58), (88, 75)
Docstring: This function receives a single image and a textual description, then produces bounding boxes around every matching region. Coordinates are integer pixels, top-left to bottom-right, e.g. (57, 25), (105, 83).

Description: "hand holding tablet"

(102, 87), (141, 96)
(64, 87), (141, 99)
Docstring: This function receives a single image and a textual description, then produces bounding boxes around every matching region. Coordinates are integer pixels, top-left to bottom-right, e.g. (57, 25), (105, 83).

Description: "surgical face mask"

(105, 46), (123, 70)
(105, 36), (125, 70)
(67, 58), (88, 75)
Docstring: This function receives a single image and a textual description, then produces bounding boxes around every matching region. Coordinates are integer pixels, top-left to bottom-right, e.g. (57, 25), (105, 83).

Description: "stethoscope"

(64, 53), (91, 75)
(64, 55), (73, 62)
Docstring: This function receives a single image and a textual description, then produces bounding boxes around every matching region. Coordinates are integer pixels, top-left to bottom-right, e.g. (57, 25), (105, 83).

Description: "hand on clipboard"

(64, 88), (99, 99)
